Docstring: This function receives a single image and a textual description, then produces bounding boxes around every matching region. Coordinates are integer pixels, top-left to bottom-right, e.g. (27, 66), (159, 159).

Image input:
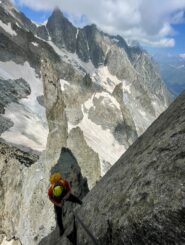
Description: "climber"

(48, 172), (82, 236)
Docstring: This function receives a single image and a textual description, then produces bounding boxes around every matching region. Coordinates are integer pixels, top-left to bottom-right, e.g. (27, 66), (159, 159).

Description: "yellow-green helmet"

(53, 185), (63, 197)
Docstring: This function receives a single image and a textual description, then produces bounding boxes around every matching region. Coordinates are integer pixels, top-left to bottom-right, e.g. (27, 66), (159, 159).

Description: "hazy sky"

(13, 0), (185, 54)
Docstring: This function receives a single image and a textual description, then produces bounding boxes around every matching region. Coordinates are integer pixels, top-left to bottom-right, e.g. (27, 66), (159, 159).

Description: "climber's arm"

(62, 180), (71, 201)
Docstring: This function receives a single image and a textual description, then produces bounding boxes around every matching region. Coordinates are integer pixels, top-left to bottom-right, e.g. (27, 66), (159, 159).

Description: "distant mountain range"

(153, 52), (185, 96)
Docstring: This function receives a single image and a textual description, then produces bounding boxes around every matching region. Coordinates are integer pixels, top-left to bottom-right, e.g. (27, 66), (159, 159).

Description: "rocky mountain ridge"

(0, 2), (177, 244)
(38, 91), (185, 245)
(153, 52), (185, 96)
(73, 91), (185, 245)
(0, 1), (172, 178)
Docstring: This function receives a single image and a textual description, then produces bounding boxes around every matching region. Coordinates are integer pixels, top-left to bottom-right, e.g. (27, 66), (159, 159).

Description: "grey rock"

(51, 147), (89, 198)
(47, 8), (77, 52)
(76, 29), (90, 62)
(132, 79), (156, 116)
(16, 12), (37, 33)
(82, 73), (93, 89)
(0, 4), (177, 245)
(88, 94), (123, 130)
(75, 91), (185, 244)
(84, 24), (105, 67)
(0, 78), (31, 107)
(41, 58), (68, 161)
(105, 46), (136, 81)
(38, 147), (89, 245)
(36, 25), (49, 40)
(0, 141), (38, 242)
(112, 82), (138, 146)
(113, 122), (135, 146)
(37, 95), (45, 107)
(0, 1), (37, 34)
(67, 127), (101, 189)
(0, 78), (31, 135)
(0, 21), (60, 69)
(0, 141), (38, 167)
(66, 107), (84, 125)
(0, 116), (13, 135)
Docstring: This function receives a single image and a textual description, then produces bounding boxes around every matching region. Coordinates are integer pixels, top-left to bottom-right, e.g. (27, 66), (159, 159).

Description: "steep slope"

(0, 141), (39, 244)
(0, 2), (172, 186)
(44, 8), (173, 177)
(74, 91), (185, 244)
(0, 142), (88, 245)
(0, 1), (52, 152)
(0, 2), (179, 245)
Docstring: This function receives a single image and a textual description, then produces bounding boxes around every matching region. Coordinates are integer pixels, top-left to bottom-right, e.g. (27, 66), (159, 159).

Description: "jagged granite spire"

(46, 7), (77, 52)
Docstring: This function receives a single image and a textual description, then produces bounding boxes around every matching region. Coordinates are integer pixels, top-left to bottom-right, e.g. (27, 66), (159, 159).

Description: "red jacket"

(48, 179), (71, 205)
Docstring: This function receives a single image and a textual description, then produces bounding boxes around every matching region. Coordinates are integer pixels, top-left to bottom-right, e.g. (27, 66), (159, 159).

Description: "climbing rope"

(69, 211), (100, 245)
(74, 212), (100, 245)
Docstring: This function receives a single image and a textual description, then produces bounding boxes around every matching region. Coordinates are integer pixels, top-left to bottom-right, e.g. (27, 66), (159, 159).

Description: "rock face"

(0, 1), (173, 180)
(41, 58), (68, 162)
(0, 141), (88, 245)
(67, 127), (101, 189)
(47, 8), (77, 52)
(0, 2), (177, 245)
(38, 147), (89, 245)
(0, 141), (38, 243)
(0, 78), (31, 134)
(75, 91), (185, 244)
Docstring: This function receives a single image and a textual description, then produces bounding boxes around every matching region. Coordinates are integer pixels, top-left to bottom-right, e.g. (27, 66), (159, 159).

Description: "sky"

(12, 0), (185, 56)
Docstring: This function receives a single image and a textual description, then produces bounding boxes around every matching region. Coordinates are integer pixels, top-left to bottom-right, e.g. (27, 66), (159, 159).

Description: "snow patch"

(60, 79), (70, 91)
(80, 105), (125, 172)
(0, 61), (44, 115)
(112, 37), (119, 43)
(92, 66), (130, 93)
(83, 94), (96, 111)
(42, 20), (48, 26)
(0, 61), (48, 151)
(76, 28), (79, 39)
(16, 22), (21, 28)
(32, 42), (39, 47)
(2, 103), (48, 152)
(31, 20), (40, 27)
(1, 237), (21, 245)
(0, 20), (17, 36)
(95, 92), (121, 110)
(69, 95), (125, 175)
(122, 80), (131, 93)
(0, 66), (13, 80)
(48, 41), (95, 75)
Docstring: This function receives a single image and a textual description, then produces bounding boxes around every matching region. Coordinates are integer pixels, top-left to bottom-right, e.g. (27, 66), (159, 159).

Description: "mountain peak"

(0, 0), (19, 18)
(0, 0), (14, 8)
(52, 6), (64, 17)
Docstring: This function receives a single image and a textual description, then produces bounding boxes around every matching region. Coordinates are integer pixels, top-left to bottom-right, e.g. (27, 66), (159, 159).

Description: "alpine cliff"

(0, 1), (172, 183)
(0, 1), (177, 244)
(74, 90), (185, 245)
(39, 91), (185, 245)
